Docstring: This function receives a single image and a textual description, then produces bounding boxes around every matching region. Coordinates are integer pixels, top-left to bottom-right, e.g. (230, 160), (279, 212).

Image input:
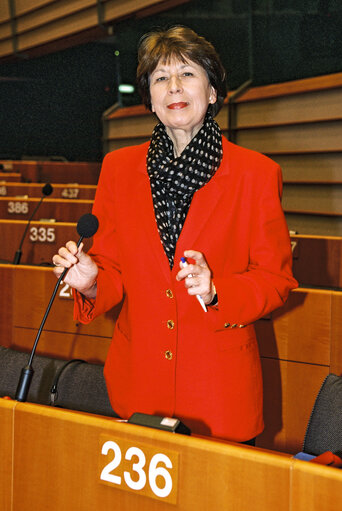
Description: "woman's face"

(149, 57), (217, 143)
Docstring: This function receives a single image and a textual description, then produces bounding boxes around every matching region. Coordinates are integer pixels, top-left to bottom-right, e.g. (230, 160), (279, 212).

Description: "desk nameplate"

(99, 433), (179, 504)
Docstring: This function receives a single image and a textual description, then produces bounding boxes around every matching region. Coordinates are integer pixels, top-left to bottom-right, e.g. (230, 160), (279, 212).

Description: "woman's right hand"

(52, 241), (98, 298)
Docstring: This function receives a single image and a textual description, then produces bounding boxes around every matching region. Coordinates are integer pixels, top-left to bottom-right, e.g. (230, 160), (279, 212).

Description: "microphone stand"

(15, 236), (84, 402)
(13, 184), (53, 265)
(13, 197), (44, 265)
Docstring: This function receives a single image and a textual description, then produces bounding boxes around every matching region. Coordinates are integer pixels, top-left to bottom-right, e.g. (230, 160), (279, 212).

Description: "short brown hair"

(136, 26), (227, 117)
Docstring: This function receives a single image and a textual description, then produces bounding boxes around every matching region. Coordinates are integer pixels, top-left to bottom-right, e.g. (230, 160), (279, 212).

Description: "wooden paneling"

(285, 213), (342, 236)
(0, 172), (21, 182)
(0, 182), (96, 199)
(0, 399), (15, 511)
(0, 197), (93, 221)
(0, 0), (191, 59)
(255, 287), (342, 453)
(12, 328), (110, 365)
(282, 184), (342, 215)
(1, 263), (341, 454)
(257, 289), (332, 365)
(236, 88), (342, 128)
(10, 402), (292, 511)
(330, 291), (342, 375)
(292, 459), (342, 511)
(0, 265), (13, 347)
(272, 153), (342, 184)
(0, 160), (101, 184)
(259, 358), (328, 454)
(290, 235), (342, 288)
(2, 400), (342, 511)
(102, 72), (342, 235)
(236, 121), (342, 154)
(0, 220), (93, 265)
(11, 266), (117, 339)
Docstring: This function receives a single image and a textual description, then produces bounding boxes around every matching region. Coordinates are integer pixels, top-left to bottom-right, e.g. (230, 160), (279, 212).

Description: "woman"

(53, 26), (297, 443)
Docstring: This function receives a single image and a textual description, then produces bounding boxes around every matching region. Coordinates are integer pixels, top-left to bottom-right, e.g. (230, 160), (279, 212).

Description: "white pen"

(180, 257), (207, 312)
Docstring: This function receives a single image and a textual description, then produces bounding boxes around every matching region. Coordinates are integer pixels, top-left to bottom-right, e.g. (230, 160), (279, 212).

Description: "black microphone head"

(77, 213), (99, 239)
(42, 183), (53, 196)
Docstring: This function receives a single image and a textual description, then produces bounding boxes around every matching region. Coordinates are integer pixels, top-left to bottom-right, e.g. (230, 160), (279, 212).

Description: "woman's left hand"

(176, 249), (216, 305)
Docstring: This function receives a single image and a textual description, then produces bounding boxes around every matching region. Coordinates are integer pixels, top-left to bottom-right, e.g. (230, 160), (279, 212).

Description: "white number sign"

(99, 436), (178, 503)
(29, 227), (56, 243)
(61, 187), (79, 199)
(8, 201), (29, 214)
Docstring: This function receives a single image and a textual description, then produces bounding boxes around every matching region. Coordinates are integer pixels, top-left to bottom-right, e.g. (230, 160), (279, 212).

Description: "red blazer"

(74, 136), (297, 442)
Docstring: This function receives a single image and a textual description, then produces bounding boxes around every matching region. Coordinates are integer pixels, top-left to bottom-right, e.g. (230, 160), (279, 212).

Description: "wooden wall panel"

(0, 220), (93, 266)
(0, 197), (93, 222)
(0, 160), (101, 184)
(0, 265), (13, 347)
(272, 153), (342, 184)
(236, 88), (342, 128)
(0, 400), (15, 511)
(282, 184), (342, 215)
(236, 121), (342, 154)
(285, 213), (342, 236)
(11, 266), (117, 339)
(257, 289), (331, 366)
(258, 358), (328, 454)
(290, 235), (342, 288)
(330, 291), (342, 375)
(0, 0), (191, 59)
(11, 328), (110, 364)
(0, 182), (96, 200)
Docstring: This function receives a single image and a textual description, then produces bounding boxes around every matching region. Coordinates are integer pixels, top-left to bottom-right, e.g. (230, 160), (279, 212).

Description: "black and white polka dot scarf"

(147, 113), (223, 268)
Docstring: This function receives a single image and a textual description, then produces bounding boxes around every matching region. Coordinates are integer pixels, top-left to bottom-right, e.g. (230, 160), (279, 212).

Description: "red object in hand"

(310, 451), (342, 467)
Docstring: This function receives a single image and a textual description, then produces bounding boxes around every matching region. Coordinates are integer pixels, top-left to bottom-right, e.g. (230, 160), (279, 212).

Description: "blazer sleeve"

(73, 152), (124, 324)
(208, 163), (298, 330)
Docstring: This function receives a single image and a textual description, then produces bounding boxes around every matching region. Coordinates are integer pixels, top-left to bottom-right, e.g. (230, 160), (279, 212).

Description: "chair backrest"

(303, 373), (342, 456)
(0, 346), (118, 417)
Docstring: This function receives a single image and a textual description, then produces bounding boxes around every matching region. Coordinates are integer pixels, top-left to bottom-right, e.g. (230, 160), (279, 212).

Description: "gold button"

(231, 324), (237, 328)
(239, 324), (245, 328)
(224, 322), (230, 328)
(165, 350), (173, 360)
(167, 320), (175, 329)
(166, 289), (174, 299)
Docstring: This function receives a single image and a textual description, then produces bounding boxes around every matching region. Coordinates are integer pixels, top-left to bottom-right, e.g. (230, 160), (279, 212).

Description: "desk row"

(0, 182), (96, 199)
(0, 263), (341, 455)
(0, 220), (340, 288)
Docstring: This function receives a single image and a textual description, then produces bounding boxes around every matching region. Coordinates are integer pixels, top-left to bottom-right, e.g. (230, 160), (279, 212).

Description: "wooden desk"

(0, 219), (93, 265)
(0, 197), (93, 221)
(0, 182), (97, 200)
(0, 264), (114, 364)
(1, 399), (341, 511)
(0, 172), (21, 182)
(1, 263), (341, 454)
(0, 160), (101, 184)
(291, 234), (342, 288)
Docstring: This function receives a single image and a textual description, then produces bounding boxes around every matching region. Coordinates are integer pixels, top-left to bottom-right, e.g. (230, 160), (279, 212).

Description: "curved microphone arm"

(15, 213), (99, 402)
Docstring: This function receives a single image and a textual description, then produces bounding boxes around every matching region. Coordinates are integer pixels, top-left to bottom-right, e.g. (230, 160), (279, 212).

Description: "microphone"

(13, 183), (54, 265)
(15, 213), (99, 402)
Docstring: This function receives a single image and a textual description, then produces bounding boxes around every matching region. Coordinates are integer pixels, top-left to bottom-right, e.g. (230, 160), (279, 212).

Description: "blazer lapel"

(174, 148), (231, 260)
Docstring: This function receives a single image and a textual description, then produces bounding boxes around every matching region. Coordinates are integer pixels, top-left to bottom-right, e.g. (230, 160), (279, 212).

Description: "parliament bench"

(0, 197), (93, 222)
(0, 160), (101, 184)
(0, 263), (341, 454)
(0, 172), (21, 182)
(0, 182), (97, 200)
(0, 220), (93, 265)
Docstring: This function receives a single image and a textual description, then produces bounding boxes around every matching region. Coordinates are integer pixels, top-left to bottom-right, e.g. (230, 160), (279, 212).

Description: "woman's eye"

(155, 76), (167, 82)
(182, 72), (193, 77)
